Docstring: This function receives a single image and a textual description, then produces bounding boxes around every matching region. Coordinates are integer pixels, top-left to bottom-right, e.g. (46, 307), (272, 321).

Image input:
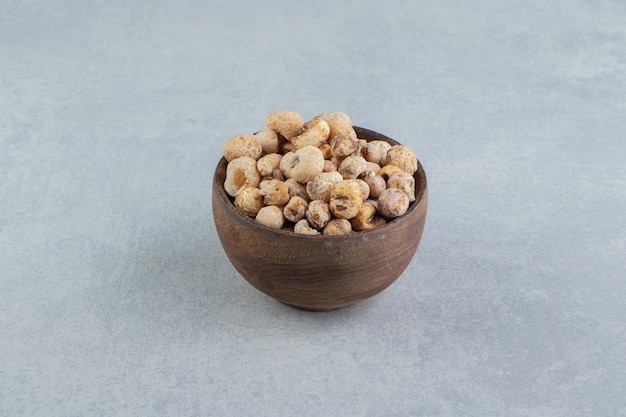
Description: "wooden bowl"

(212, 126), (428, 311)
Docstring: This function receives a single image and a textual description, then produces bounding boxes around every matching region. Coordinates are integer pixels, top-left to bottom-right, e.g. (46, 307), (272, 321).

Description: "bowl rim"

(212, 125), (428, 239)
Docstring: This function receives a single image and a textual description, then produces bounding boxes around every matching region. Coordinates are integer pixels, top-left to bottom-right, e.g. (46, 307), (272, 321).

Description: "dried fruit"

(338, 155), (367, 179)
(291, 118), (330, 149)
(378, 164), (404, 181)
(221, 110), (420, 234)
(323, 218), (352, 235)
(290, 145), (324, 183)
(386, 145), (418, 174)
(314, 112), (357, 140)
(234, 186), (264, 217)
(359, 142), (383, 164)
(362, 172), (386, 198)
(255, 205), (285, 229)
(329, 180), (363, 220)
(223, 134), (262, 162)
(377, 188), (410, 219)
(224, 157), (261, 197)
(254, 129), (281, 154)
(387, 172), (416, 202)
(294, 219), (320, 235)
(279, 151), (297, 179)
(369, 140), (392, 164)
(351, 202), (387, 231)
(259, 179), (290, 207)
(306, 200), (331, 229)
(283, 196), (308, 223)
(306, 171), (343, 202)
(284, 178), (309, 201)
(257, 153), (283, 177)
(330, 134), (359, 158)
(265, 110), (304, 140)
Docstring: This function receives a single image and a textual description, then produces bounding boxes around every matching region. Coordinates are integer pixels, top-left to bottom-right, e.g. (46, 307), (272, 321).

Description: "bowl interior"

(213, 126), (427, 237)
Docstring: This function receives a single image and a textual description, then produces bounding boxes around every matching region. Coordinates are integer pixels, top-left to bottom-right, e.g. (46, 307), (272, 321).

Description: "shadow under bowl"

(212, 126), (428, 311)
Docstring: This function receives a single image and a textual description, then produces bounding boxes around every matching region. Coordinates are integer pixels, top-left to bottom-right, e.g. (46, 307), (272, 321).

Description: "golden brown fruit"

(329, 180), (363, 220)
(223, 134), (263, 162)
(265, 110), (305, 140)
(224, 157), (261, 197)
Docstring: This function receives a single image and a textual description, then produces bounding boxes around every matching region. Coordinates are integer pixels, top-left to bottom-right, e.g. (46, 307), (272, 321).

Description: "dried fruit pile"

(221, 111), (418, 235)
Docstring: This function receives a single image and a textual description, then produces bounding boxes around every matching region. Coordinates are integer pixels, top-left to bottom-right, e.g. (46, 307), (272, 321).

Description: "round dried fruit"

(329, 180), (363, 220)
(224, 157), (261, 197)
(387, 172), (416, 202)
(255, 205), (285, 229)
(290, 145), (324, 183)
(323, 218), (352, 236)
(265, 110), (304, 140)
(386, 145), (418, 174)
(223, 134), (263, 162)
(306, 200), (331, 229)
(351, 202), (387, 231)
(259, 179), (290, 206)
(294, 219), (320, 235)
(377, 188), (410, 219)
(283, 196), (308, 223)
(234, 187), (264, 217)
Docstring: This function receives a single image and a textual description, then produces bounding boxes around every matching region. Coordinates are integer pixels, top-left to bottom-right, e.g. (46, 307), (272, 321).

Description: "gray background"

(1, 0), (625, 416)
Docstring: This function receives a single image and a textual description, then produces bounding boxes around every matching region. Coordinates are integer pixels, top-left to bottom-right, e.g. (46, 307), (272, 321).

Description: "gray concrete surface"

(1, 0), (625, 415)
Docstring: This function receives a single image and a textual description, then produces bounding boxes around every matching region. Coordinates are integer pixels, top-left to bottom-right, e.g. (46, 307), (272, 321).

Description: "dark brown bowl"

(212, 126), (428, 311)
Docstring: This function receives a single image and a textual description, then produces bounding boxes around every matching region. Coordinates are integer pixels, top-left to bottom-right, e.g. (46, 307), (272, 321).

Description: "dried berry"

(279, 151), (297, 179)
(369, 140), (392, 164)
(359, 142), (383, 164)
(345, 178), (370, 201)
(378, 164), (404, 181)
(284, 178), (309, 201)
(318, 143), (333, 159)
(362, 161), (381, 177)
(323, 159), (338, 172)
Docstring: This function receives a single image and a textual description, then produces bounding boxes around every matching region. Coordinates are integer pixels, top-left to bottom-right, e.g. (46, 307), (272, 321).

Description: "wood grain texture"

(212, 126), (428, 311)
